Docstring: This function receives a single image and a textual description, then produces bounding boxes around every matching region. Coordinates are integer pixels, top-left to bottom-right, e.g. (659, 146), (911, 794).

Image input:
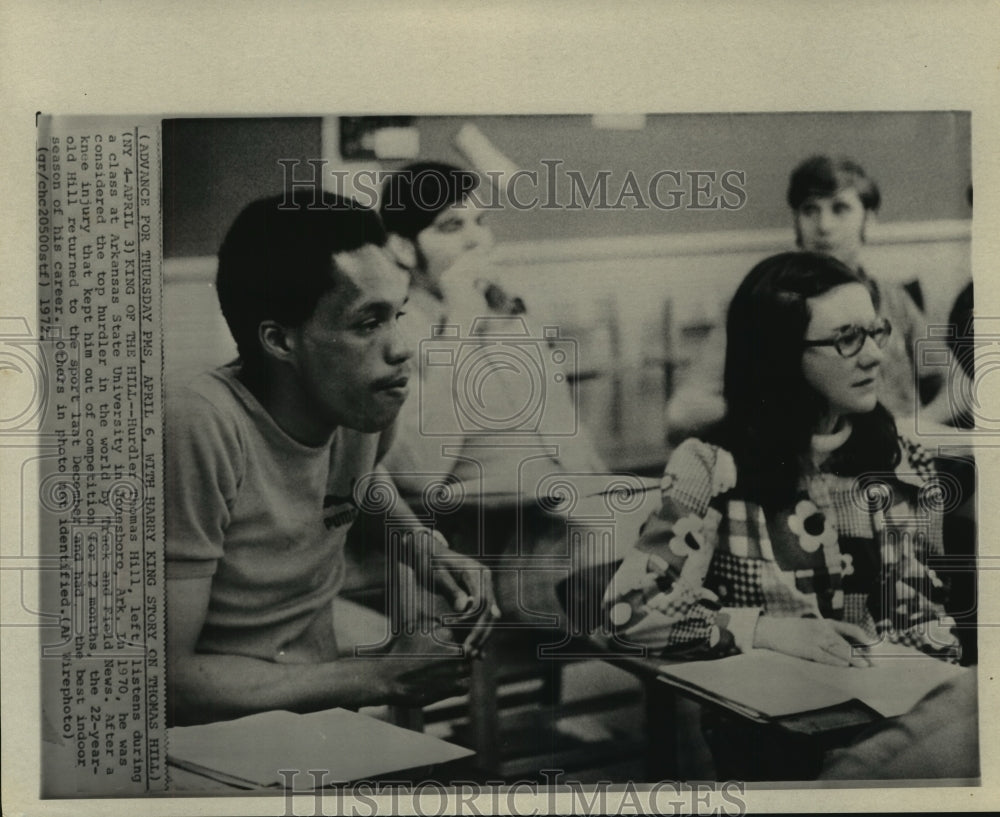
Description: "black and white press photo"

(28, 110), (981, 806)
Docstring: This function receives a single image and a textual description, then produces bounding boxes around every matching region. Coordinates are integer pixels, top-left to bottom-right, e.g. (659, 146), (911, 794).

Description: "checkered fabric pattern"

(824, 475), (877, 539)
(843, 592), (879, 639)
(605, 436), (957, 660)
(758, 563), (822, 617)
(646, 577), (712, 618)
(663, 605), (716, 646)
(722, 500), (771, 559)
(660, 438), (721, 516)
(707, 551), (766, 607)
(900, 435), (937, 481)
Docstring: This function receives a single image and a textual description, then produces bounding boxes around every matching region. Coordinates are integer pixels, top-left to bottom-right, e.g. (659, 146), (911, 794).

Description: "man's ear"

(386, 233), (418, 271)
(258, 320), (296, 364)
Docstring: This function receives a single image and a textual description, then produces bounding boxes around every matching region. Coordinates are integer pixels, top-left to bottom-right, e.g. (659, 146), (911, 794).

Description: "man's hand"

(166, 577), (474, 723)
(753, 616), (872, 667)
(378, 655), (473, 707)
(409, 531), (500, 657)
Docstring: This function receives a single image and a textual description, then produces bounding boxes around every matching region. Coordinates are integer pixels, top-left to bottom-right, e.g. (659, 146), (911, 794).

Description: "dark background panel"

(162, 117), (323, 257)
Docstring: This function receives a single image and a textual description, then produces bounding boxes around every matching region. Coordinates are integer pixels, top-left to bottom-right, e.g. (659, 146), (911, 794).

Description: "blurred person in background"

(379, 161), (607, 497)
(378, 161), (610, 621)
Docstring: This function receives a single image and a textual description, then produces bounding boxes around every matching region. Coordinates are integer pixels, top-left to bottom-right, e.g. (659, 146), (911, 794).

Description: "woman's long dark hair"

(706, 252), (901, 510)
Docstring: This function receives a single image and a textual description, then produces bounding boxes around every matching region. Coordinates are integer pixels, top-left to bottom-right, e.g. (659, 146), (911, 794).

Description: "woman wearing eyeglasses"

(604, 251), (959, 667)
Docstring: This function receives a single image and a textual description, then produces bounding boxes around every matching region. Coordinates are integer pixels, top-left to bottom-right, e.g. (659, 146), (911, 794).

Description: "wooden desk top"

(600, 652), (881, 740)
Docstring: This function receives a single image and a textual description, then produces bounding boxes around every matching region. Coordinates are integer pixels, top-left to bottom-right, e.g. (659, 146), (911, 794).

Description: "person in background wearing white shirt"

(379, 161), (607, 498)
(378, 162), (609, 621)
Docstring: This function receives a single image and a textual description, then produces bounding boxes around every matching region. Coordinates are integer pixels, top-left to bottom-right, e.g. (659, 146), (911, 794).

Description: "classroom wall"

(162, 112), (972, 256)
(413, 112), (972, 241)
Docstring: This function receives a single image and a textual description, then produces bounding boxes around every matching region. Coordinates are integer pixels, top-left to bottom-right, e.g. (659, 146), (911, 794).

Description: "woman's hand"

(753, 616), (873, 667)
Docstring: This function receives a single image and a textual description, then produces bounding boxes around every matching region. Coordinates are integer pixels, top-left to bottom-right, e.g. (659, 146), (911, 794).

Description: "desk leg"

(470, 653), (501, 773)
(643, 680), (679, 780)
(540, 661), (563, 709)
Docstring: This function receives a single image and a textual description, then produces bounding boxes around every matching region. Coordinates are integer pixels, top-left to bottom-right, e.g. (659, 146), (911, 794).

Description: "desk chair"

(555, 553), (972, 782)
(345, 505), (646, 778)
(429, 504), (646, 778)
(556, 560), (835, 781)
(554, 558), (689, 779)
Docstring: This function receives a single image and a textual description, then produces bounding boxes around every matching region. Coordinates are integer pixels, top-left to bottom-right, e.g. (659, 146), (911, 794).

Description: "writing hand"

(753, 616), (872, 668)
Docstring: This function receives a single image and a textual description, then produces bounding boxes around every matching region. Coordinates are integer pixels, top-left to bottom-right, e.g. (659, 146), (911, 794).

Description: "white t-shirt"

(165, 363), (381, 662)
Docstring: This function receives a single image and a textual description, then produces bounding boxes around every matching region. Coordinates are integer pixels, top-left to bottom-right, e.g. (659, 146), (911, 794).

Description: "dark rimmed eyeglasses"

(802, 317), (892, 359)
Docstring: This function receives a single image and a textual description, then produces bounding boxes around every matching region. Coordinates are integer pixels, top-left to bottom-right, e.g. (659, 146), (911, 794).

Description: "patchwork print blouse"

(603, 434), (959, 661)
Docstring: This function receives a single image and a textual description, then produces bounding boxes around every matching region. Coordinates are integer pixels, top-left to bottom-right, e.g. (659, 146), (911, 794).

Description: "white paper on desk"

(167, 708), (473, 787)
(659, 644), (966, 719)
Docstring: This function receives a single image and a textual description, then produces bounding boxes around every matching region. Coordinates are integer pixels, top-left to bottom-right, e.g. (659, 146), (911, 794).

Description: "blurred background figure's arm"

(664, 323), (726, 446)
(918, 280), (976, 429)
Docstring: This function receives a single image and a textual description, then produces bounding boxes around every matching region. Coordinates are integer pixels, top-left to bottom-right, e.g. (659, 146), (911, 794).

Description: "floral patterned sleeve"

(874, 436), (961, 662)
(602, 438), (759, 659)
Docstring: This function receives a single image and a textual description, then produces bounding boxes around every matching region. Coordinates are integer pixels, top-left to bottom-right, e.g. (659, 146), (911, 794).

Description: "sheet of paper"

(659, 645), (966, 719)
(167, 708), (474, 787)
(787, 642), (967, 717)
(660, 652), (853, 717)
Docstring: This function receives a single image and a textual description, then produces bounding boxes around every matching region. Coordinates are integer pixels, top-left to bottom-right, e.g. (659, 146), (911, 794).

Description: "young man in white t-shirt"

(165, 191), (498, 726)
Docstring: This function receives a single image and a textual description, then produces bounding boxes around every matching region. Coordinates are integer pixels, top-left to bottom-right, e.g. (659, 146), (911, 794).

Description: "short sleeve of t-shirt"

(165, 386), (244, 579)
